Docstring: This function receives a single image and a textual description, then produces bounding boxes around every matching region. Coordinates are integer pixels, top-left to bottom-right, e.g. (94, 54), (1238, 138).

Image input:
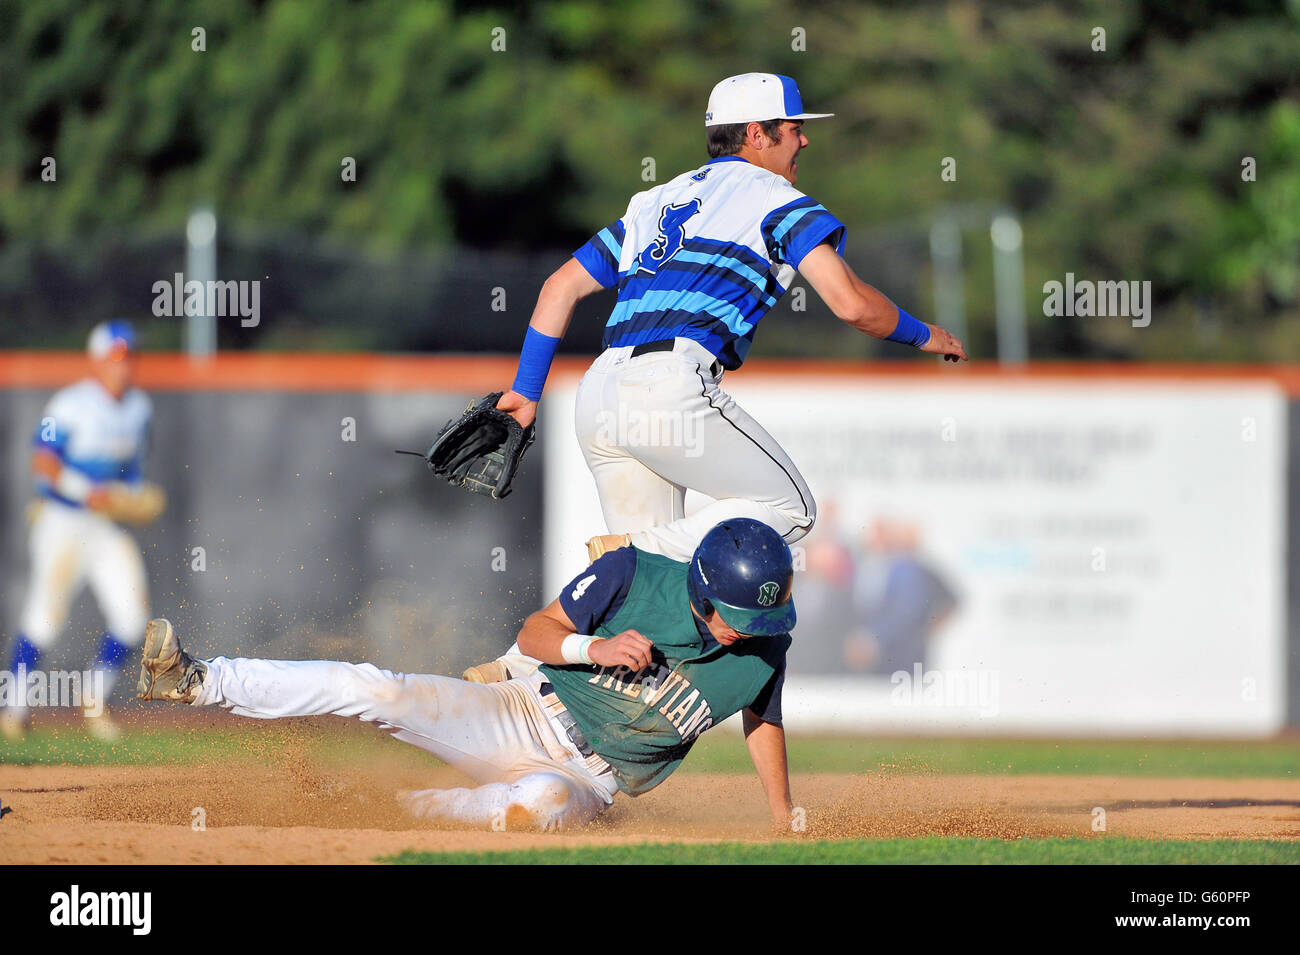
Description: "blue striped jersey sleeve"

(572, 219), (627, 289)
(760, 197), (846, 269)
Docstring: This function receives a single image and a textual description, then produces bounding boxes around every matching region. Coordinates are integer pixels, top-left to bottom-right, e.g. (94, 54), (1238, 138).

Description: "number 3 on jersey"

(571, 573), (598, 601)
(634, 199), (701, 277)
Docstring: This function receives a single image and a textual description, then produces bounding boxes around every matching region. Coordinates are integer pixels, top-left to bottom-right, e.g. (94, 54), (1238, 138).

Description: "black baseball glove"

(420, 392), (535, 499)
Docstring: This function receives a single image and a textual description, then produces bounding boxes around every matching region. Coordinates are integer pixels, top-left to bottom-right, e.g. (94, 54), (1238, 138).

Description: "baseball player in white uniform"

(464, 73), (967, 683)
(1, 321), (163, 741)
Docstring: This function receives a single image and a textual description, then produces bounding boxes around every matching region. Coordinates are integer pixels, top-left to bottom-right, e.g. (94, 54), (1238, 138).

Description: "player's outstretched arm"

(742, 708), (796, 833)
(798, 243), (968, 362)
(517, 597), (654, 670)
(496, 258), (606, 428)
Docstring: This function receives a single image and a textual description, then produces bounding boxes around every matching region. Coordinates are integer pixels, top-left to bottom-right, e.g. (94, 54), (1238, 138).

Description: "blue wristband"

(512, 326), (561, 401)
(885, 309), (931, 347)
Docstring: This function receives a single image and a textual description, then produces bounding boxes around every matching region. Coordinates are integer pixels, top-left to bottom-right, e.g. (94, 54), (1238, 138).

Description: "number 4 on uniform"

(571, 574), (597, 601)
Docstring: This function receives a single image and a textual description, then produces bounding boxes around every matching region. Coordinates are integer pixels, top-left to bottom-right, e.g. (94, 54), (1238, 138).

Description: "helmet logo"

(757, 581), (780, 607)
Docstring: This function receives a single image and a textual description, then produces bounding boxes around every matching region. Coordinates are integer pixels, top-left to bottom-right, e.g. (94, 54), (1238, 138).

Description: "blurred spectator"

(791, 511), (958, 676)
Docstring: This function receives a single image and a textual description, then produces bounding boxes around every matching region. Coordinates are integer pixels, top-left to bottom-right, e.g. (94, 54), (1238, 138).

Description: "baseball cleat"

(461, 660), (511, 684)
(586, 533), (631, 563)
(136, 618), (208, 703)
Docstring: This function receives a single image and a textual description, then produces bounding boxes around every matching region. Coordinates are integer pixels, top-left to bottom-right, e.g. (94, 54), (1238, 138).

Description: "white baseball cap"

(705, 73), (834, 127)
(87, 319), (138, 359)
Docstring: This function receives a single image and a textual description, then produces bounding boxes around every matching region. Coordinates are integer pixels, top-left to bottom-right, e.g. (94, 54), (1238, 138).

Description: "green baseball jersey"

(540, 549), (790, 795)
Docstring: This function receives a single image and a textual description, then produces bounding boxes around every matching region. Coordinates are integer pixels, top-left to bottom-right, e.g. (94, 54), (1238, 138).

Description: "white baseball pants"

(194, 657), (618, 831)
(492, 338), (817, 681)
(20, 500), (150, 648)
(574, 338), (817, 561)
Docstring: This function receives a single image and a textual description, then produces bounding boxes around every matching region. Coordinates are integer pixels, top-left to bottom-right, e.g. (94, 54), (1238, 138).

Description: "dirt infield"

(3, 758), (1298, 863)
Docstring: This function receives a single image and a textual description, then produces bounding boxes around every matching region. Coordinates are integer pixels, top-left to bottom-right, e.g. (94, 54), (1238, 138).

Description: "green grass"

(4, 725), (1298, 778)
(9, 727), (1295, 866)
(383, 837), (1300, 865)
(0, 727), (257, 765)
(0, 723), (437, 769)
(685, 735), (1300, 778)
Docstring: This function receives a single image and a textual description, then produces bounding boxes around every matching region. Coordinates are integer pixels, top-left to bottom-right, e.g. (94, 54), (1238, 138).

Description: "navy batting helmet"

(687, 518), (796, 636)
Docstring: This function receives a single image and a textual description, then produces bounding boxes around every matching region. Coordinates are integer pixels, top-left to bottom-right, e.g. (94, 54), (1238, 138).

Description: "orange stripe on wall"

(0, 352), (553, 393)
(1, 352), (1298, 394)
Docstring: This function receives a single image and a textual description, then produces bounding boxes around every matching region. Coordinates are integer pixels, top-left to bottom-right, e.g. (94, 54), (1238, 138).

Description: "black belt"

(538, 681), (595, 758)
(630, 340), (676, 358)
(629, 339), (723, 377)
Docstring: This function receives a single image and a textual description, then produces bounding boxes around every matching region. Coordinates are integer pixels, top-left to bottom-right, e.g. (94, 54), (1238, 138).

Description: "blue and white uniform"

(34, 378), (153, 507)
(7, 327), (156, 730)
(21, 377), (153, 652)
(491, 74), (849, 683)
(570, 154), (844, 560)
(576, 156), (845, 371)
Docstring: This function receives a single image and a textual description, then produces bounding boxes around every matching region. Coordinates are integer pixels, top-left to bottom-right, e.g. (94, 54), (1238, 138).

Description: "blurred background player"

(789, 512), (959, 675)
(1, 320), (164, 741)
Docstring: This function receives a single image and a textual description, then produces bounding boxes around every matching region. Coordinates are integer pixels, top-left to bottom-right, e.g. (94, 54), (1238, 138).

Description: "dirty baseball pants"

(576, 338), (817, 560)
(496, 337), (817, 680)
(193, 657), (618, 831)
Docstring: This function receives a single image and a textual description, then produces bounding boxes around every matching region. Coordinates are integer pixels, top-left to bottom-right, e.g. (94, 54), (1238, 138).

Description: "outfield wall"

(545, 375), (1289, 735)
(1, 354), (1296, 734)
(0, 355), (556, 681)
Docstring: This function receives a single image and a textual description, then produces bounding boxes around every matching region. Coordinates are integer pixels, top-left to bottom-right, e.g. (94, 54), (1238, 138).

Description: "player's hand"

(589, 629), (654, 671)
(774, 804), (806, 837)
(496, 390), (538, 428)
(920, 324), (968, 362)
